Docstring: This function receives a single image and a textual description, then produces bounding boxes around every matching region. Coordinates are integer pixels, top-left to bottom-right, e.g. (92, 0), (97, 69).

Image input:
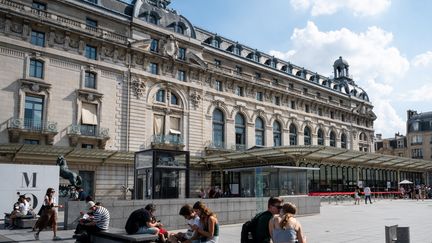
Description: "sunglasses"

(272, 205), (283, 210)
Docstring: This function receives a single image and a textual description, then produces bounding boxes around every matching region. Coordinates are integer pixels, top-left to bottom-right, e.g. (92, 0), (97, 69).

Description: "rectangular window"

(255, 72), (261, 79)
(24, 95), (44, 130)
(235, 66), (242, 75)
(291, 100), (296, 109)
(341, 114), (345, 122)
(329, 96), (332, 101)
(305, 104), (310, 113)
(85, 45), (97, 60)
(81, 103), (98, 125)
(289, 83), (294, 90)
(272, 79), (279, 85)
(256, 92), (263, 101)
(149, 62), (158, 74)
(178, 47), (186, 60)
(411, 148), (423, 159)
(82, 144), (94, 149)
(274, 96), (280, 106)
(150, 39), (159, 52)
(340, 99), (344, 105)
(86, 18), (98, 28)
(177, 70), (186, 81)
(215, 59), (221, 67)
(318, 108), (322, 116)
(153, 115), (165, 135)
(303, 87), (308, 94)
(215, 80), (223, 91)
(236, 86), (244, 97)
(85, 71), (96, 89)
(31, 30), (45, 47)
(32, 1), (46, 10)
(316, 92), (321, 98)
(24, 139), (40, 145)
(330, 111), (334, 119)
(29, 59), (44, 78)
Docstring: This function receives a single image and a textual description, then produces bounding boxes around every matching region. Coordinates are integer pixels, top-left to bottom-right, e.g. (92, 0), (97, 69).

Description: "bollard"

(396, 227), (410, 243)
(385, 225), (397, 243)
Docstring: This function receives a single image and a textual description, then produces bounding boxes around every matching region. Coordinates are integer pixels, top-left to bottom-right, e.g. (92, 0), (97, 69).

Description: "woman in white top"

(269, 202), (307, 243)
(33, 188), (62, 241)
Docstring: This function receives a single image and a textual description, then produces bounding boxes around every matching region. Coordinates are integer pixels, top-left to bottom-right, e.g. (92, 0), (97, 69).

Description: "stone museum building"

(0, 0), (430, 199)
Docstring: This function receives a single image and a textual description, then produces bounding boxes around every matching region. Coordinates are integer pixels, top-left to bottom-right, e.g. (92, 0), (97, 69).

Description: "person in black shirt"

(255, 197), (284, 243)
(125, 204), (166, 242)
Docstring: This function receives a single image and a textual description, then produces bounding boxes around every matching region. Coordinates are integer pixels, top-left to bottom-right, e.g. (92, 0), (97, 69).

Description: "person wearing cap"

(8, 195), (31, 229)
(33, 188), (63, 241)
(75, 201), (110, 243)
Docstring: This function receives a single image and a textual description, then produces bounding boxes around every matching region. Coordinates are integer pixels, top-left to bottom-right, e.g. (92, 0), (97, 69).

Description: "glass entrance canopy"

(224, 165), (319, 197)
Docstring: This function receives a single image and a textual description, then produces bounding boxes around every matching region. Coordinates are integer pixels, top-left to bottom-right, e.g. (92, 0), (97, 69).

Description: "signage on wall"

(0, 164), (59, 219)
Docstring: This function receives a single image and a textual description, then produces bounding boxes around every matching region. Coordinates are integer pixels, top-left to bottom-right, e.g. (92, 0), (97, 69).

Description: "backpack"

(240, 212), (265, 243)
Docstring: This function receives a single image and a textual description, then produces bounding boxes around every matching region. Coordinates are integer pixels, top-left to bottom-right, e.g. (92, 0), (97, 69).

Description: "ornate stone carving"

(69, 36), (79, 49)
(163, 35), (178, 59)
(54, 31), (65, 44)
(10, 21), (23, 34)
(103, 44), (114, 58)
(77, 89), (103, 102)
(20, 79), (51, 93)
(133, 53), (144, 65)
(190, 91), (202, 108)
(131, 77), (146, 99)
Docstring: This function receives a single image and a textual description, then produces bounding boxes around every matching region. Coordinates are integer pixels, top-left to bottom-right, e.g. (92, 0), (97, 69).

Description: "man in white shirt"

(364, 186), (372, 204)
(168, 204), (201, 243)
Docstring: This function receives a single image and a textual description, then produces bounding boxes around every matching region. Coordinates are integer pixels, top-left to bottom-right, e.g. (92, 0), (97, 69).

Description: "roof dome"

(333, 56), (349, 67)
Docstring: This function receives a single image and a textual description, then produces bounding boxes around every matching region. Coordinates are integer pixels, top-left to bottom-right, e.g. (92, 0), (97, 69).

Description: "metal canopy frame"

(202, 145), (432, 171)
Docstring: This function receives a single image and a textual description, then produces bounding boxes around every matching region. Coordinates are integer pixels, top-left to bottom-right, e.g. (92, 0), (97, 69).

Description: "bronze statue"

(56, 155), (82, 187)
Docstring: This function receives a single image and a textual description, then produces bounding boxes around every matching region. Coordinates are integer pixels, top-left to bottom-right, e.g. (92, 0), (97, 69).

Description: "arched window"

(273, 121), (282, 147)
(212, 109), (225, 148)
(235, 113), (246, 150)
(211, 38), (220, 48)
(175, 25), (184, 34)
(149, 13), (158, 24)
(317, 129), (324, 145)
(156, 89), (165, 102)
(330, 131), (336, 147)
(341, 133), (347, 149)
(255, 117), (265, 146)
(304, 127), (311, 145)
(170, 93), (178, 105)
(289, 124), (297, 145)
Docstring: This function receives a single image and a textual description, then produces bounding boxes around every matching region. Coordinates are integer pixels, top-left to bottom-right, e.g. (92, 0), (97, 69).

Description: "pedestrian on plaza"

(168, 204), (201, 243)
(8, 195), (31, 229)
(354, 187), (360, 205)
(33, 188), (62, 241)
(364, 186), (372, 204)
(269, 202), (307, 243)
(191, 201), (219, 243)
(254, 197), (284, 243)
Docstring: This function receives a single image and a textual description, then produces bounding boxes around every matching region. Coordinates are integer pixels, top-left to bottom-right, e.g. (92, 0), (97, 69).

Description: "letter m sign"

(22, 172), (37, 188)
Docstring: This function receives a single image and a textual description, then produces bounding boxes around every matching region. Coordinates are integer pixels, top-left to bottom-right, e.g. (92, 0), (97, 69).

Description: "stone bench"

(4, 213), (37, 229)
(91, 228), (159, 243)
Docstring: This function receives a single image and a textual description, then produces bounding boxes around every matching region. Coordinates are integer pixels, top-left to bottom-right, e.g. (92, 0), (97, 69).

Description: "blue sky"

(168, 0), (432, 138)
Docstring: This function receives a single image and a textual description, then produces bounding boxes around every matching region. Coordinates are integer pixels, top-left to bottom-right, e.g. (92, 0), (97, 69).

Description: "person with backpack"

(241, 196), (283, 243)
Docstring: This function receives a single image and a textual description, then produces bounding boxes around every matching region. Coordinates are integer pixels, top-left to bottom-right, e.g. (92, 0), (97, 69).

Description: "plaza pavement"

(1, 198), (432, 242)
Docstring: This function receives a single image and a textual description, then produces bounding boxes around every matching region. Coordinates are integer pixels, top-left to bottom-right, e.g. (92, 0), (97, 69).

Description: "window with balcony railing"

(24, 95), (44, 130)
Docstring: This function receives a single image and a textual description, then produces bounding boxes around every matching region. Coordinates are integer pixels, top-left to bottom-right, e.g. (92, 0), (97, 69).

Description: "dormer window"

(248, 52), (260, 62)
(175, 25), (184, 35)
(211, 39), (220, 48)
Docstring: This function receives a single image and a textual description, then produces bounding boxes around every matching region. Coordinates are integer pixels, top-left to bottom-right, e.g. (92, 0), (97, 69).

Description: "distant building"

(407, 110), (432, 161)
(374, 133), (407, 157)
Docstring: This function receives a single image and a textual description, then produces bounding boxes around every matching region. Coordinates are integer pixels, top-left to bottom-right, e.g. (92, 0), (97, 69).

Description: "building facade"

(0, 0), (427, 198)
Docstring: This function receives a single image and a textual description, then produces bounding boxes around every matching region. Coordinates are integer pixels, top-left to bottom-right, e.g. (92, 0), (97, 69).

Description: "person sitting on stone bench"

(168, 204), (201, 243)
(74, 201), (110, 243)
(8, 195), (32, 229)
(125, 204), (167, 242)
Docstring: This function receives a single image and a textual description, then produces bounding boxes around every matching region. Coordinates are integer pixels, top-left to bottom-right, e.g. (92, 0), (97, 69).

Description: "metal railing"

(0, 0), (128, 44)
(8, 118), (57, 133)
(206, 141), (226, 149)
(152, 134), (184, 145)
(67, 124), (109, 138)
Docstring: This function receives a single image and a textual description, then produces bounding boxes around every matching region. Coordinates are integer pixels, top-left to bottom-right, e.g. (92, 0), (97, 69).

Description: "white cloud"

(270, 21), (410, 137)
(398, 84), (432, 102)
(412, 51), (432, 67)
(290, 0), (391, 17)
